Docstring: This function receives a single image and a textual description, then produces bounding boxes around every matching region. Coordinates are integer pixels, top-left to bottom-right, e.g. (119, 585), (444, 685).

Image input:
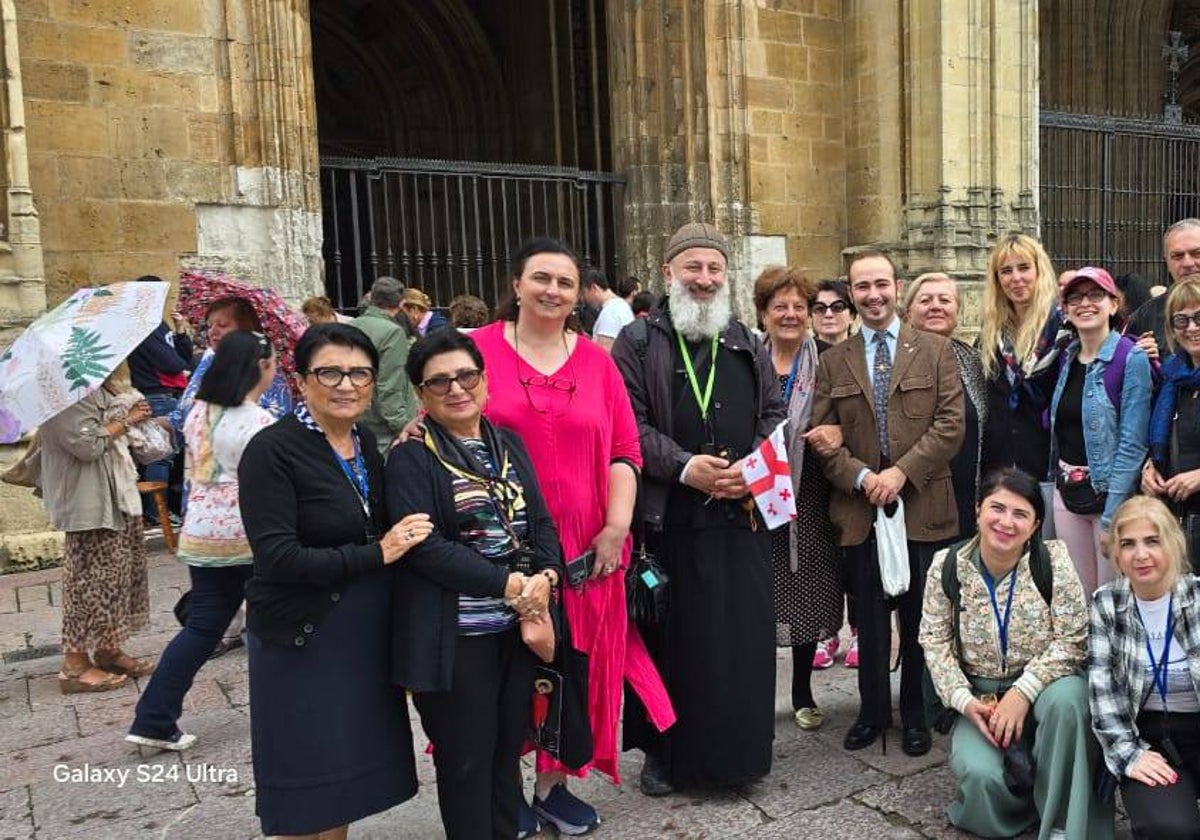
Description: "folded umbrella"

(0, 281), (170, 443)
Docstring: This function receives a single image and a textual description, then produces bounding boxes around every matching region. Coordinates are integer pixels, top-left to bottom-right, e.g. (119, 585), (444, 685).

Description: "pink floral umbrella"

(177, 270), (308, 395)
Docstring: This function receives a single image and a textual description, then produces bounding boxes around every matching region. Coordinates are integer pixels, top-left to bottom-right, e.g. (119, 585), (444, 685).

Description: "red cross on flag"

(740, 420), (796, 531)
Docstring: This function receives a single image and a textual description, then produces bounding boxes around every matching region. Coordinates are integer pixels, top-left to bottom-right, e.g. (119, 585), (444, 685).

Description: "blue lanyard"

(782, 349), (802, 404)
(1135, 595), (1176, 709)
(332, 435), (371, 517)
(983, 566), (1018, 674)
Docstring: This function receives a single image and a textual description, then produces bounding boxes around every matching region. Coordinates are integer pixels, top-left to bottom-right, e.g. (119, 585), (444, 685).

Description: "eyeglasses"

(419, 369), (482, 395)
(1063, 287), (1110, 307)
(1172, 312), (1200, 331)
(305, 366), (376, 388)
(519, 373), (577, 414)
(811, 301), (849, 315)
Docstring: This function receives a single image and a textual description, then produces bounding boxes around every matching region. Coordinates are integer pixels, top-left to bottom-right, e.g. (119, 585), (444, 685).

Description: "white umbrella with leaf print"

(0, 280), (169, 442)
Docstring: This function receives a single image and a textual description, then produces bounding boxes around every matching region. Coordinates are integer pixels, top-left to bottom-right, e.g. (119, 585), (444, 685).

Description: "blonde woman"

(1090, 496), (1200, 839)
(979, 234), (1068, 482)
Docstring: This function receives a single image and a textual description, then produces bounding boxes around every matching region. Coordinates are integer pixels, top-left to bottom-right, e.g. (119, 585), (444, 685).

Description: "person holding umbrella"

(0, 281), (175, 691)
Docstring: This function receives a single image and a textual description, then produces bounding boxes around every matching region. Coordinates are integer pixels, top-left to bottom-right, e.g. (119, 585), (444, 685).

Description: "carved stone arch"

(310, 0), (510, 160)
(1170, 0), (1200, 120)
(1039, 0), (1174, 115)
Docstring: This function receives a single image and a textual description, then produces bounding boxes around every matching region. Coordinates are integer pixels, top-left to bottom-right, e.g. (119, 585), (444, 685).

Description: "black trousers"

(1122, 711), (1200, 840)
(846, 538), (935, 730)
(413, 628), (537, 840)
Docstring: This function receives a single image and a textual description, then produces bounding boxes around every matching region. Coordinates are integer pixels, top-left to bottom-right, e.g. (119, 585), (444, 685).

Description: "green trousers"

(947, 675), (1114, 839)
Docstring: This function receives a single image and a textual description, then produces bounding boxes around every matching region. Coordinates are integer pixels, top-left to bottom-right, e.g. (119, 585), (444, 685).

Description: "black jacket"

(240, 415), (389, 647)
(610, 306), (786, 529)
(385, 427), (562, 692)
(127, 323), (194, 393)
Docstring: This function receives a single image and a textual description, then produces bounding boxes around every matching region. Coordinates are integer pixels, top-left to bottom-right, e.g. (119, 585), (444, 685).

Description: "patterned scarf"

(998, 306), (1070, 410)
(768, 336), (818, 573)
(422, 417), (527, 524)
(1149, 349), (1200, 471)
(188, 403), (226, 483)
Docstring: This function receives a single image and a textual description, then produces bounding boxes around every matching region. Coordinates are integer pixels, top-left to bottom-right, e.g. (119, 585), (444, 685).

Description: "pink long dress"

(472, 321), (676, 782)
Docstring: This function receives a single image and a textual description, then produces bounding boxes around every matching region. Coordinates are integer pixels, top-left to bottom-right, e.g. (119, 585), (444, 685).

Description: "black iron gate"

(1040, 110), (1200, 281)
(320, 157), (625, 313)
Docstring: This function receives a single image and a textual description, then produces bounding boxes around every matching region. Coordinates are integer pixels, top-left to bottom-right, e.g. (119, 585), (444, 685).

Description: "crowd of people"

(24, 216), (1200, 840)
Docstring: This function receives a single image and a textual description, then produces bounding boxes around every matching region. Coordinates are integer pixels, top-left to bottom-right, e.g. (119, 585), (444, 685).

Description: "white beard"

(668, 274), (732, 340)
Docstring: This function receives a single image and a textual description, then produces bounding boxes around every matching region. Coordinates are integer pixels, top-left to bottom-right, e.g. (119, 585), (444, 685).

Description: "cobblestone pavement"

(0, 551), (1127, 839)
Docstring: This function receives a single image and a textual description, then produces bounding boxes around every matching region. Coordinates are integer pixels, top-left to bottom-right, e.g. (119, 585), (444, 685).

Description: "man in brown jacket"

(812, 250), (963, 757)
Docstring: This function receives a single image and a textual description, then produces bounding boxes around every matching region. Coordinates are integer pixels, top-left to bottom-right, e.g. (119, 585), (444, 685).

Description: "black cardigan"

(385, 427), (562, 693)
(239, 414), (388, 647)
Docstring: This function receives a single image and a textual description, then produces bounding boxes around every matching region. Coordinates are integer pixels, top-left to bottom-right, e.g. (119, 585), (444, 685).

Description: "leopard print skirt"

(61, 517), (150, 652)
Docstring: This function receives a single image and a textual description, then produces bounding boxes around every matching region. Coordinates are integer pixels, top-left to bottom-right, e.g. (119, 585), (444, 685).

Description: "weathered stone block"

(91, 65), (199, 108)
(747, 76), (792, 109)
(0, 532), (63, 574)
(117, 160), (168, 200)
(808, 46), (842, 84)
(186, 114), (225, 163)
(24, 101), (108, 155)
(128, 31), (215, 75)
(765, 43), (808, 80)
(22, 60), (89, 102)
(48, 0), (207, 36)
(55, 156), (120, 200)
(18, 20), (126, 67)
(118, 201), (196, 251)
(750, 108), (783, 134)
(38, 198), (121, 252)
(111, 109), (190, 160)
(802, 14), (843, 48)
(757, 8), (803, 43)
(164, 160), (227, 203)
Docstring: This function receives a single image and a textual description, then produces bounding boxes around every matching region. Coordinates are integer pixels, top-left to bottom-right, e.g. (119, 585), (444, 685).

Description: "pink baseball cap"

(1061, 266), (1118, 299)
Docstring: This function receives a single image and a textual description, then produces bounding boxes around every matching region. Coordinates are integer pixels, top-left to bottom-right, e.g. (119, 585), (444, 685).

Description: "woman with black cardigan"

(386, 329), (563, 840)
(239, 323), (434, 840)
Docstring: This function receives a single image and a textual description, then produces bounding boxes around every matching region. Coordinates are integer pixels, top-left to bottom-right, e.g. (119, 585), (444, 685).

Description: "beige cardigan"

(39, 389), (140, 533)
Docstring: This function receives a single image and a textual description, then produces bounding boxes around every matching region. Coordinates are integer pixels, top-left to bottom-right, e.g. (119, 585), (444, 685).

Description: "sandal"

(94, 651), (157, 678)
(59, 664), (128, 694)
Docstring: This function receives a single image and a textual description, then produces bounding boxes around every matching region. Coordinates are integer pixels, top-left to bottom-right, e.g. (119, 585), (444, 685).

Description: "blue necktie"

(873, 332), (892, 465)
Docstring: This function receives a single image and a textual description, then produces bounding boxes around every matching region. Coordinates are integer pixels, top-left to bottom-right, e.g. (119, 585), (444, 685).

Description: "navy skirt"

(248, 568), (417, 835)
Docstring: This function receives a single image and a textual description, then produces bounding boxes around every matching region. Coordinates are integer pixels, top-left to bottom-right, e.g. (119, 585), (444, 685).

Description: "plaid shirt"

(1088, 574), (1200, 777)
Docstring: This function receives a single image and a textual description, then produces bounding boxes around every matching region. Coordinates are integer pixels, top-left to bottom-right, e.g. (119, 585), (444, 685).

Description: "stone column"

(845, 0), (1039, 330)
(0, 0), (45, 343)
(607, 1), (757, 313)
(184, 0), (322, 302)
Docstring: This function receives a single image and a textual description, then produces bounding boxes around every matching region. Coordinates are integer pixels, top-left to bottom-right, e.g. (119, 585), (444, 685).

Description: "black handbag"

(530, 587), (593, 770)
(625, 469), (669, 624)
(1056, 469), (1107, 515)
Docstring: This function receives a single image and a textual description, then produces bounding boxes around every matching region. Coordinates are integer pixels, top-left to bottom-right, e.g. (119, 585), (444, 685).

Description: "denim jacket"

(1049, 330), (1152, 529)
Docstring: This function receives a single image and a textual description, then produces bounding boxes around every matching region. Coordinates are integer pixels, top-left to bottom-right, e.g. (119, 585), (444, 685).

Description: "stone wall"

(17, 0), (322, 306)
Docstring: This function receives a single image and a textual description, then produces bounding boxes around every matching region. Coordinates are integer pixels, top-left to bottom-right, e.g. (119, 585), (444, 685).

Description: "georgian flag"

(740, 420), (796, 531)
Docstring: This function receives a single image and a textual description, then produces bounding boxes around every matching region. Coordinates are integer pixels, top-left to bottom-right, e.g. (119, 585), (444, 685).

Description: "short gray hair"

(1164, 218), (1200, 255)
(370, 276), (404, 309)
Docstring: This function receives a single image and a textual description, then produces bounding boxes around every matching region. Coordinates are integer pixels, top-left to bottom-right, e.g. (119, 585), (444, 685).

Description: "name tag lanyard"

(678, 332), (719, 444)
(1135, 595), (1183, 765)
(982, 566), (1018, 675)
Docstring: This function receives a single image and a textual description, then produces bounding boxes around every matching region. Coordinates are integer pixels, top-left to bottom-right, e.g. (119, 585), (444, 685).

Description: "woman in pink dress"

(471, 238), (675, 836)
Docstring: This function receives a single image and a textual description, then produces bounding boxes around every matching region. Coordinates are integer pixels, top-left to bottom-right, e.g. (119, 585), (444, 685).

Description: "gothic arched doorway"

(311, 0), (619, 311)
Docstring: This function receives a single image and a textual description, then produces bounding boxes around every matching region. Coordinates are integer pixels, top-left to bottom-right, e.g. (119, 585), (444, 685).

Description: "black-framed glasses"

(1172, 312), (1200, 331)
(1064, 287), (1110, 307)
(812, 301), (849, 315)
(305, 366), (376, 388)
(519, 373), (577, 413)
(419, 368), (482, 395)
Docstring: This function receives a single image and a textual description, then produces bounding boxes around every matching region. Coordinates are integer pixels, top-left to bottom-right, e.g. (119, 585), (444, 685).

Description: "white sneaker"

(125, 731), (197, 752)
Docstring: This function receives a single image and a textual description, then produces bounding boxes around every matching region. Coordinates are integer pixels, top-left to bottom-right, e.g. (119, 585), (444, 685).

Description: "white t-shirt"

(1136, 592), (1200, 713)
(592, 296), (635, 340)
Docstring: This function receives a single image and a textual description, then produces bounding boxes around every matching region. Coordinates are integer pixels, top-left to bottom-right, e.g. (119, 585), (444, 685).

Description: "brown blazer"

(811, 322), (964, 547)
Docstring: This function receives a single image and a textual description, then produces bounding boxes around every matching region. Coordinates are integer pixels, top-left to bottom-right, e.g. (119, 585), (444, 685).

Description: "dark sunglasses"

(419, 369), (482, 395)
(811, 301), (849, 315)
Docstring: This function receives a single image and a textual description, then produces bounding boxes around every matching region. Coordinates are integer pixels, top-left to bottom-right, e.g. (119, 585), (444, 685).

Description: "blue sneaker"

(517, 797), (542, 839)
(532, 784), (599, 836)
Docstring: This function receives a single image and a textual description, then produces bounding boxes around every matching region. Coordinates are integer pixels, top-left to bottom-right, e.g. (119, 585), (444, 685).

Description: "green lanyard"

(677, 331), (719, 420)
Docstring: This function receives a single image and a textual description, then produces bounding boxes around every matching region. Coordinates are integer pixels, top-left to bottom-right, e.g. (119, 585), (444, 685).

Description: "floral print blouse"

(919, 537), (1089, 714)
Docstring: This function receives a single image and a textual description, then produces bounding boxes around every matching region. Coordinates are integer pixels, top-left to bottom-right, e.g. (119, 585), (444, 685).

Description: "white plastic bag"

(875, 498), (910, 596)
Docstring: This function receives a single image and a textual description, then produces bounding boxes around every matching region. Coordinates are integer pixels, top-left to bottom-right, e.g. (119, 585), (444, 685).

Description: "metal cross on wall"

(1163, 30), (1191, 124)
